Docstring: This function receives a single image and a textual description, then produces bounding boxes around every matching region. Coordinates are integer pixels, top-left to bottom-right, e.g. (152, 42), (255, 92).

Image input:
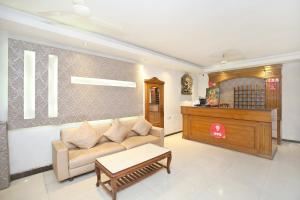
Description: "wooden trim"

(181, 106), (272, 122)
(144, 77), (165, 85)
(10, 165), (52, 181)
(165, 131), (182, 137)
(144, 77), (164, 128)
(208, 65), (282, 83)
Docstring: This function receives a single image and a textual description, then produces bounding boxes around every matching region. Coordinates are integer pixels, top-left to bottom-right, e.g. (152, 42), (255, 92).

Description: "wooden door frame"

(144, 77), (165, 128)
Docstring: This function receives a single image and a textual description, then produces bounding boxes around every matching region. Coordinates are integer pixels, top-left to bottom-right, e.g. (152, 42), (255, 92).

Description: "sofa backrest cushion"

(60, 116), (143, 148)
(60, 127), (78, 149)
(61, 124), (111, 149)
(132, 118), (152, 136)
(104, 120), (129, 143)
(68, 122), (101, 149)
(118, 116), (142, 138)
(92, 123), (111, 144)
(118, 116), (141, 129)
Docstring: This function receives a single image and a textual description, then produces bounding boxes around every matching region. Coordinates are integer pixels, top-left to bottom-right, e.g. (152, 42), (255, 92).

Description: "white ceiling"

(0, 0), (300, 69)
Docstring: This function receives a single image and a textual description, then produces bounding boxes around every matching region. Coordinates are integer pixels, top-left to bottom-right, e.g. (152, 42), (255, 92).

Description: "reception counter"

(181, 106), (277, 159)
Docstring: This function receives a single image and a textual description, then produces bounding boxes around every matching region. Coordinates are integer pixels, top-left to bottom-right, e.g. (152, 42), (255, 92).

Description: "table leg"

(95, 165), (101, 187)
(111, 178), (117, 200)
(166, 153), (172, 174)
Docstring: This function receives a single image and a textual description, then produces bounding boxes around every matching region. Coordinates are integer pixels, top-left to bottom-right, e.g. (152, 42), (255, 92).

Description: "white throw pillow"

(104, 120), (129, 143)
(69, 121), (100, 149)
(132, 118), (152, 136)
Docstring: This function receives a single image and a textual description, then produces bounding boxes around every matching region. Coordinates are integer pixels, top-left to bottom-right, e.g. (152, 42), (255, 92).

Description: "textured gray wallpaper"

(220, 78), (265, 107)
(8, 39), (143, 129)
(0, 122), (9, 189)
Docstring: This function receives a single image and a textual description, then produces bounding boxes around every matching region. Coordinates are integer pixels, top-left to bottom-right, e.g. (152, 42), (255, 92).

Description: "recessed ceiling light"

(220, 60), (228, 64)
(264, 65), (272, 70)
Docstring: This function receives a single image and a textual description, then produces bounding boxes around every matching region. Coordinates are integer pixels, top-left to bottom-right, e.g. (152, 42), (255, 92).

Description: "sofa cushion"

(69, 122), (100, 149)
(118, 116), (141, 130)
(132, 119), (152, 136)
(121, 135), (160, 149)
(69, 142), (126, 169)
(127, 130), (138, 138)
(92, 123), (111, 144)
(118, 117), (141, 138)
(60, 127), (78, 149)
(104, 120), (129, 143)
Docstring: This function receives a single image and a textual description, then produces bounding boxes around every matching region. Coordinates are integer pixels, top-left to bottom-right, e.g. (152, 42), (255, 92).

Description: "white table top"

(96, 144), (170, 173)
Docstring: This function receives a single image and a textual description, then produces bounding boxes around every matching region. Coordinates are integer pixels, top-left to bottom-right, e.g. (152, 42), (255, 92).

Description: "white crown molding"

(0, 5), (203, 73)
(204, 51), (300, 73)
(6, 32), (137, 64)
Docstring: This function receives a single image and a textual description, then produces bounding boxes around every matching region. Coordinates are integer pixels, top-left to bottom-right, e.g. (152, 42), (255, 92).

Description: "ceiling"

(0, 0), (300, 69)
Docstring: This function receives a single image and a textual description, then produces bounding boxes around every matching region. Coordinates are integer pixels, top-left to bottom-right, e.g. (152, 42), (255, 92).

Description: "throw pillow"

(104, 120), (129, 143)
(132, 118), (152, 136)
(69, 121), (100, 149)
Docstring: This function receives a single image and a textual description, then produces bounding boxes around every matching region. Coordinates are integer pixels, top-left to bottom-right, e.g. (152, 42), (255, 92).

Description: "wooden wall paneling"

(208, 65), (282, 83)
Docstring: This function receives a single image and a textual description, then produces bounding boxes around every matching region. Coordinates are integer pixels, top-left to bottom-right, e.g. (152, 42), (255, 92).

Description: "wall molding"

(7, 33), (137, 65)
(0, 5), (202, 73)
(204, 51), (300, 73)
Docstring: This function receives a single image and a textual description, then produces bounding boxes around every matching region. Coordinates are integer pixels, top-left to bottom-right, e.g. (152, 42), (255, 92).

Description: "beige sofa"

(52, 117), (164, 181)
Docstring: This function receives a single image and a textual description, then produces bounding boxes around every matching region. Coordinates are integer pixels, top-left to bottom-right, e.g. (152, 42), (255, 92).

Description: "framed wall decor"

(206, 87), (220, 106)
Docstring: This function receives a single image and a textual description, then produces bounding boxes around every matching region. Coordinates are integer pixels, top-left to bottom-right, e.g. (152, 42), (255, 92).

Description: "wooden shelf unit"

(234, 85), (265, 110)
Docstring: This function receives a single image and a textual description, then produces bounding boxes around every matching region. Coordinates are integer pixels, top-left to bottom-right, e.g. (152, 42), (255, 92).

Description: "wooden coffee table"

(95, 143), (172, 200)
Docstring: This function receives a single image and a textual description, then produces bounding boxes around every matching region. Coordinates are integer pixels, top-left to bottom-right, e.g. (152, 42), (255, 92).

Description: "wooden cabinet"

(181, 106), (277, 159)
(144, 77), (164, 128)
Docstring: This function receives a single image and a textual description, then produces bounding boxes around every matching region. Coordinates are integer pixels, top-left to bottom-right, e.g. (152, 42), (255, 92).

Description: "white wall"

(8, 126), (60, 174)
(197, 73), (209, 98)
(8, 119), (113, 174)
(282, 61), (300, 141)
(141, 65), (199, 135)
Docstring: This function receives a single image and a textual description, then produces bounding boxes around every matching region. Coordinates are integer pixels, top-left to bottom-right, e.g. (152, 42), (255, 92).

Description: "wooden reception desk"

(181, 106), (277, 159)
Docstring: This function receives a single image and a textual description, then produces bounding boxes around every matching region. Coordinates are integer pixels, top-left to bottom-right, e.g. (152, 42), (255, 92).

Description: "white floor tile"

(1, 133), (300, 200)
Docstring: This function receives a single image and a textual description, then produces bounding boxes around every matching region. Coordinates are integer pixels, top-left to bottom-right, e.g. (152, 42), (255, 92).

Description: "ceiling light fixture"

(220, 53), (228, 64)
(73, 0), (91, 17)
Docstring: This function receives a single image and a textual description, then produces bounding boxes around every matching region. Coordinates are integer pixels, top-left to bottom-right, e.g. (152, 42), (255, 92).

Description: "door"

(145, 77), (164, 128)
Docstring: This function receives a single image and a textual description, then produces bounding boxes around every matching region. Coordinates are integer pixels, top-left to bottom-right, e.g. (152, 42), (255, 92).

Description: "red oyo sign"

(210, 123), (226, 139)
(208, 81), (216, 88)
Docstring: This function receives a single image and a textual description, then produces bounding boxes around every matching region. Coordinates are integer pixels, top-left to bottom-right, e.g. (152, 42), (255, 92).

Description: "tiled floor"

(1, 133), (300, 200)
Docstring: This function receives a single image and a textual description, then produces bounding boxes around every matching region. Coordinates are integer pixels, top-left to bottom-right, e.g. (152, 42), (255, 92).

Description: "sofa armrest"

(52, 140), (69, 181)
(149, 126), (164, 146)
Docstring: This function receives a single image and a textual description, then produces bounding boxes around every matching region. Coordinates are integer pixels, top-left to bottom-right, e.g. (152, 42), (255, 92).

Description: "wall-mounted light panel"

(71, 76), (136, 88)
(48, 55), (58, 118)
(24, 50), (35, 119)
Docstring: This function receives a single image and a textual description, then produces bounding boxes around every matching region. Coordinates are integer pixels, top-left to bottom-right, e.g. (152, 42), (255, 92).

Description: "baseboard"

(282, 139), (300, 144)
(11, 165), (53, 181)
(165, 131), (182, 137)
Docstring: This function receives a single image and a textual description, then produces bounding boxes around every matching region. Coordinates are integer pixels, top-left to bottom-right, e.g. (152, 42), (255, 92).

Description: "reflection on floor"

(1, 133), (300, 200)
